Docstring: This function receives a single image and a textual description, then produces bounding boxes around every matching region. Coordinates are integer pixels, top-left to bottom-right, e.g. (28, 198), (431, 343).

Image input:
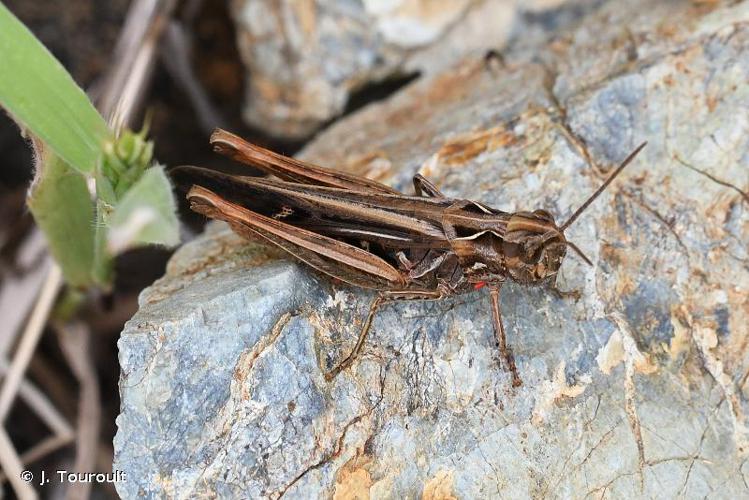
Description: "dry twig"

(56, 322), (100, 500)
(0, 230), (50, 356)
(162, 20), (228, 133)
(0, 426), (36, 499)
(97, 0), (179, 130)
(0, 263), (62, 423)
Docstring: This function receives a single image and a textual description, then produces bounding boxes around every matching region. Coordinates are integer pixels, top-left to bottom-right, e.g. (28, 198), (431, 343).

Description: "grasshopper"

(174, 129), (646, 386)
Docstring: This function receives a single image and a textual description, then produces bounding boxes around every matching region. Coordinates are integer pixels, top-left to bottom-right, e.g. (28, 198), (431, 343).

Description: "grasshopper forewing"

(174, 130), (647, 386)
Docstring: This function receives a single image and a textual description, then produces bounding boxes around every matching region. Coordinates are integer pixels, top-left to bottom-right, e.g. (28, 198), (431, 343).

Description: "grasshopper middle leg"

(489, 285), (522, 387)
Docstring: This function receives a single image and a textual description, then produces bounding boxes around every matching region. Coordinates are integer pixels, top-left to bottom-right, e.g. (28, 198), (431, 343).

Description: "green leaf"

(27, 147), (95, 288)
(0, 3), (110, 174)
(107, 166), (180, 255)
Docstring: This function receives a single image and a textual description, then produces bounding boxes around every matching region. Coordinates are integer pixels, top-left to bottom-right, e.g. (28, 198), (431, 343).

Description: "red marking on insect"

(474, 281), (487, 290)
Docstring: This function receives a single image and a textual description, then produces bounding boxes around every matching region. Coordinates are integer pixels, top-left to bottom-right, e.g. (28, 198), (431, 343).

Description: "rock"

(228, 0), (569, 138)
(115, 0), (749, 498)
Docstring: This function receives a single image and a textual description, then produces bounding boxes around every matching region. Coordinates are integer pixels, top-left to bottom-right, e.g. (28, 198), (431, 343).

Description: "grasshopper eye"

(524, 239), (545, 263)
(530, 246), (544, 263)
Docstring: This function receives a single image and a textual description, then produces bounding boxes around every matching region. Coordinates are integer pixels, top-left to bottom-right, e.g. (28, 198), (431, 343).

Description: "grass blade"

(0, 3), (110, 174)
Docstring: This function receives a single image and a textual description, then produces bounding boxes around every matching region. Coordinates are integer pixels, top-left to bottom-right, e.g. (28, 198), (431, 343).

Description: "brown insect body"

(174, 130), (646, 386)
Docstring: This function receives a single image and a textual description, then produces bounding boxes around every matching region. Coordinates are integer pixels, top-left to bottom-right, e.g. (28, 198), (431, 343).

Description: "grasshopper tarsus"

(549, 285), (582, 302)
(323, 368), (339, 383)
(505, 349), (523, 388)
(178, 130), (647, 387)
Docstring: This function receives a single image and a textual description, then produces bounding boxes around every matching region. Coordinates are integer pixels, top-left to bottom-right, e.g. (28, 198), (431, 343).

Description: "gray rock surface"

(229, 0), (569, 138)
(116, 0), (749, 498)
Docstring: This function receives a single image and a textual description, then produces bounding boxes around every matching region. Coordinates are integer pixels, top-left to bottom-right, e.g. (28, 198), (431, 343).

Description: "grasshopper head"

(503, 210), (568, 285)
(504, 141), (647, 285)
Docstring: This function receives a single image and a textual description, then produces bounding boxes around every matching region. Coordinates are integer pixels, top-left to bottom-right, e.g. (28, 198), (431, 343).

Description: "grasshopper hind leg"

(324, 290), (442, 381)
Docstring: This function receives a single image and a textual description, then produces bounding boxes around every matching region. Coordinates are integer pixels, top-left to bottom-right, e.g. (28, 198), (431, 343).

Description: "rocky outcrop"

(228, 0), (558, 138)
(115, 1), (749, 497)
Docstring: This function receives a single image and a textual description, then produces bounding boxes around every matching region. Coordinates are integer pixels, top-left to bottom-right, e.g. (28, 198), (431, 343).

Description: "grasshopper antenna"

(566, 240), (593, 266)
(560, 142), (647, 232)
